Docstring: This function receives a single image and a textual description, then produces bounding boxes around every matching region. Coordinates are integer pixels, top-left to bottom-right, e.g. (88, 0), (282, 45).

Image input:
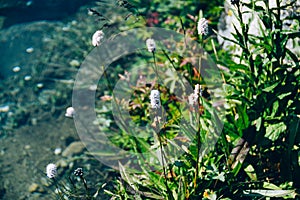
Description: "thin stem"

(152, 51), (162, 85)
(53, 178), (64, 200)
(198, 33), (204, 84)
(193, 95), (202, 191)
(236, 3), (254, 73)
(80, 176), (90, 199)
(68, 176), (77, 190)
(154, 111), (174, 200)
(179, 16), (187, 48)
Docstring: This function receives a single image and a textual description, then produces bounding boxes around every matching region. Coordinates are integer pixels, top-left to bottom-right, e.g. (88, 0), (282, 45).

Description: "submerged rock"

(62, 141), (85, 157)
(28, 183), (39, 193)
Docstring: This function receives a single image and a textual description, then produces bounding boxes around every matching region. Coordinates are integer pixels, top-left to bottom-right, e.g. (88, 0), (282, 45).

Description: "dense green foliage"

(97, 0), (299, 199)
(49, 0), (300, 199)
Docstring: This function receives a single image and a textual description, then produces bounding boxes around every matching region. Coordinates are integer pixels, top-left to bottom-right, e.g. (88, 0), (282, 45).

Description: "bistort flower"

(65, 107), (75, 118)
(74, 168), (84, 177)
(188, 84), (202, 106)
(194, 84), (202, 97)
(197, 18), (208, 35)
(46, 163), (57, 179)
(150, 90), (161, 109)
(146, 38), (156, 52)
(188, 93), (199, 105)
(92, 30), (104, 46)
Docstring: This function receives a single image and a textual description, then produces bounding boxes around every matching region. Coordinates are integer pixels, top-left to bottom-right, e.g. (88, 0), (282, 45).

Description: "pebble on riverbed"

(69, 59), (80, 67)
(54, 147), (62, 155)
(26, 47), (34, 53)
(0, 105), (9, 112)
(28, 183), (44, 193)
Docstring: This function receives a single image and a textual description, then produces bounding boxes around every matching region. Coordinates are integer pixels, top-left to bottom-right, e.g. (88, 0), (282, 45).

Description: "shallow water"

(0, 1), (113, 199)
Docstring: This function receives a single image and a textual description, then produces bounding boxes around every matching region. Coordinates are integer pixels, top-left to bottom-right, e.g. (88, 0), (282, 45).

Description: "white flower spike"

(188, 93), (199, 105)
(188, 84), (202, 106)
(92, 30), (104, 46)
(46, 163), (57, 179)
(150, 90), (161, 109)
(197, 18), (208, 35)
(146, 38), (156, 53)
(65, 107), (75, 118)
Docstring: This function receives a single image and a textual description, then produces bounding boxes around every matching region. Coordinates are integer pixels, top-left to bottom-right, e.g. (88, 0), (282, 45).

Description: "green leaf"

(265, 122), (287, 141)
(243, 189), (297, 198)
(231, 159), (243, 176)
(286, 31), (300, 39)
(277, 92), (291, 100)
(176, 177), (186, 200)
(262, 82), (280, 92)
(232, 24), (245, 49)
(148, 172), (167, 191)
(215, 30), (241, 46)
(271, 101), (279, 117)
(286, 48), (300, 67)
(243, 2), (265, 12)
(263, 182), (281, 190)
(244, 164), (257, 181)
(118, 162), (136, 190)
(213, 172), (225, 182)
(255, 117), (262, 131)
(229, 64), (250, 72)
(236, 105), (249, 129)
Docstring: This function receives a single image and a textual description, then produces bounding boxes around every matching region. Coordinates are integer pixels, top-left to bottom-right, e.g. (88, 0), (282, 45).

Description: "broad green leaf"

(236, 105), (249, 128)
(265, 122), (287, 141)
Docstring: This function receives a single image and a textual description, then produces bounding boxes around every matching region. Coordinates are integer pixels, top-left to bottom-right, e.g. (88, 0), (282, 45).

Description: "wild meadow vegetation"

(47, 0), (299, 199)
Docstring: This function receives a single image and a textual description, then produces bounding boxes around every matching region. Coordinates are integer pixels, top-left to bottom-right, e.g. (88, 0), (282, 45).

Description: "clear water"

(0, 1), (112, 199)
